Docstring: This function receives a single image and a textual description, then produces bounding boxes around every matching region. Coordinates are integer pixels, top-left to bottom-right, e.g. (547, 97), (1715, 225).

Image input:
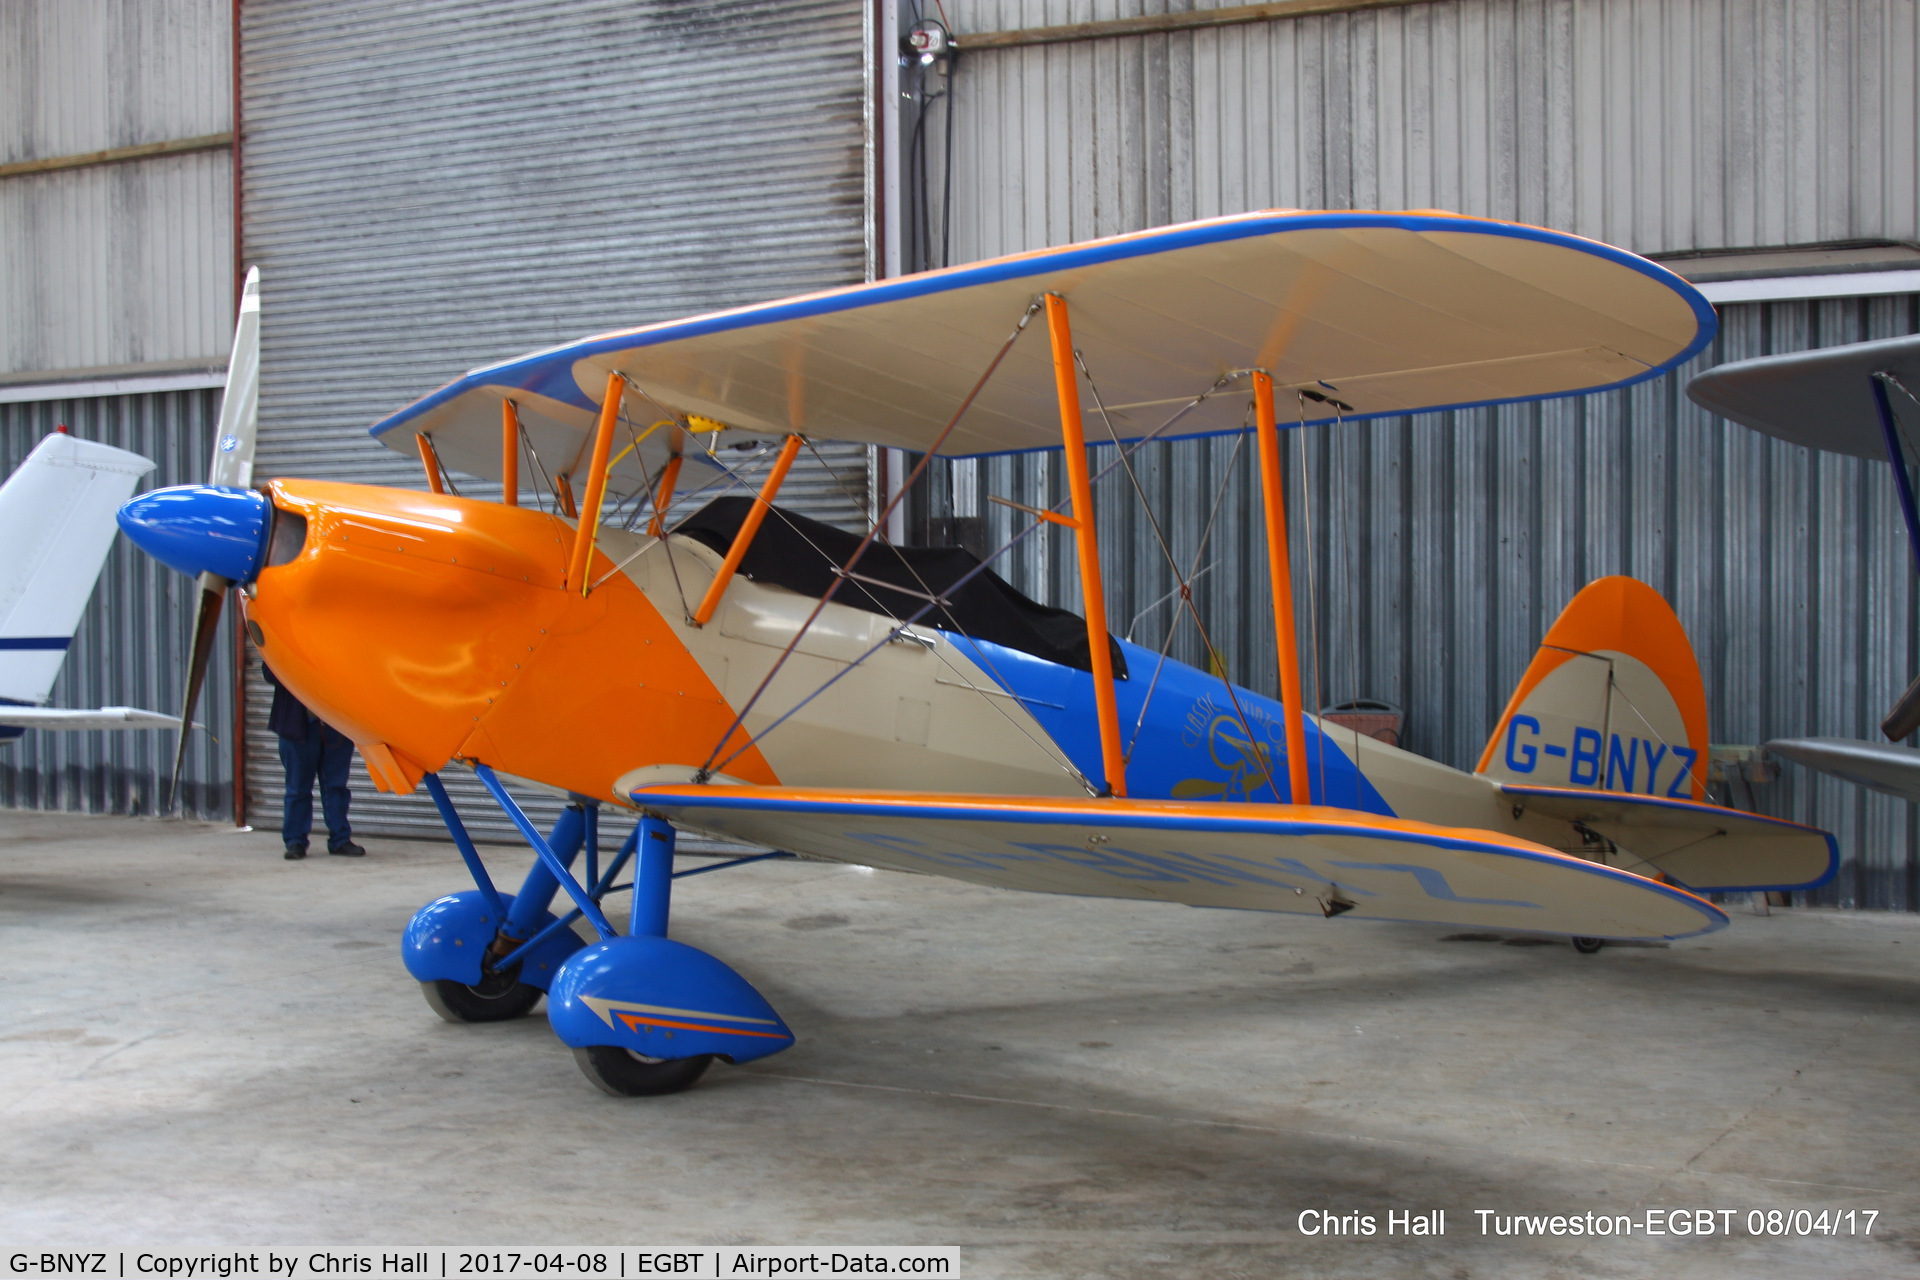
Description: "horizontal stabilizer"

(1767, 737), (1920, 805)
(1500, 784), (1836, 893)
(632, 786), (1726, 941)
(0, 706), (185, 731)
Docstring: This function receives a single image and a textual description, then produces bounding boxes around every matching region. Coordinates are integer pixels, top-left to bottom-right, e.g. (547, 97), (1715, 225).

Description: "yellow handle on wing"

(607, 419), (676, 473)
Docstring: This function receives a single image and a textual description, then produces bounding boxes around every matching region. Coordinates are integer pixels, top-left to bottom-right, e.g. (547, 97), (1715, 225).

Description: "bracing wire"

(1127, 423), (1246, 762)
(589, 442), (785, 605)
(698, 298), (1045, 779)
(1126, 563), (1216, 643)
(1298, 393), (1326, 803)
(803, 436), (882, 531)
(606, 411), (663, 534)
(706, 367), (1249, 779)
(1074, 349), (1278, 798)
(1331, 405), (1363, 806)
(519, 421), (556, 514)
(426, 438), (463, 498)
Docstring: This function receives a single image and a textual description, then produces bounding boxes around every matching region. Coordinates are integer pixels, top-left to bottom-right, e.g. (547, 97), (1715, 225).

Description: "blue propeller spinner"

(116, 485), (272, 584)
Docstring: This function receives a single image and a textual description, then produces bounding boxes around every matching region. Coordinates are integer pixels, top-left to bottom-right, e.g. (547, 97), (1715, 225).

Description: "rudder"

(1476, 577), (1709, 802)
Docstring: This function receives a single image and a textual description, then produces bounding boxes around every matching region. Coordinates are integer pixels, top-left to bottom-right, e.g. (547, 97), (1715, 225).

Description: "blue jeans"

(278, 718), (354, 849)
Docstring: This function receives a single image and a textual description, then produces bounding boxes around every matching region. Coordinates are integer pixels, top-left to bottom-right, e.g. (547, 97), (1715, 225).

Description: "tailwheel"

(573, 1046), (714, 1097)
(1571, 936), (1605, 955)
(420, 967), (544, 1023)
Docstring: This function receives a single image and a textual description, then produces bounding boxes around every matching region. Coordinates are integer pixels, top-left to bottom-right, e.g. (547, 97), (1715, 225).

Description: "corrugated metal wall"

(0, 393), (235, 820)
(943, 0), (1918, 257)
(931, 0), (1920, 909)
(0, 0), (232, 375)
(237, 0), (871, 843)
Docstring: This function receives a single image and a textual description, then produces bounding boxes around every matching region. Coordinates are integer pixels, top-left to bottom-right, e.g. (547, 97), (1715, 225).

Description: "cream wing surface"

(372, 210), (1714, 467)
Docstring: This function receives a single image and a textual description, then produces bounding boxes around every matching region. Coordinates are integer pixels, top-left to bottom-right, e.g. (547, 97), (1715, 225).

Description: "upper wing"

(0, 706), (184, 731)
(1499, 783), (1837, 893)
(1685, 334), (1920, 460)
(633, 785), (1727, 942)
(1767, 736), (1920, 805)
(373, 210), (1713, 477)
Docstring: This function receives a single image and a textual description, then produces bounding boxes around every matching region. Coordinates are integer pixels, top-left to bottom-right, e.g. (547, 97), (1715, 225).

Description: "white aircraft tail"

(0, 429), (155, 706)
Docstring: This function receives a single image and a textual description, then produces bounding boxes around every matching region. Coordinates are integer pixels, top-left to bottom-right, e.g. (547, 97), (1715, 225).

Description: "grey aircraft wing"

(1766, 737), (1920, 804)
(1685, 334), (1920, 459)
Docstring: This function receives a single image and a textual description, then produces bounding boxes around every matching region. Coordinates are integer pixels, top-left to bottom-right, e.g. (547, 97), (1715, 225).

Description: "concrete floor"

(0, 809), (1915, 1278)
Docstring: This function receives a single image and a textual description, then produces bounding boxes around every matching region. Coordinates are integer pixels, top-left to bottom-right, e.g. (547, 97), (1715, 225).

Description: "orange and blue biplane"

(118, 212), (1836, 1096)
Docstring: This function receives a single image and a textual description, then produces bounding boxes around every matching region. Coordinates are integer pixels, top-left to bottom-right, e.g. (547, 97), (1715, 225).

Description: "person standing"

(264, 663), (364, 860)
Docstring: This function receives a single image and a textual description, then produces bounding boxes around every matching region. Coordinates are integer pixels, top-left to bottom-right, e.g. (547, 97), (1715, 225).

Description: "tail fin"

(1476, 577), (1709, 802)
(0, 431), (155, 705)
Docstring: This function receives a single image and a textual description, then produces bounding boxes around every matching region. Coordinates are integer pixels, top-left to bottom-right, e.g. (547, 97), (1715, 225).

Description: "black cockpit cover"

(677, 496), (1126, 678)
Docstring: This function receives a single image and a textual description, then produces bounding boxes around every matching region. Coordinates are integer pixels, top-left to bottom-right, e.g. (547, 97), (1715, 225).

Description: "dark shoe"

(283, 842), (308, 860)
(328, 840), (366, 858)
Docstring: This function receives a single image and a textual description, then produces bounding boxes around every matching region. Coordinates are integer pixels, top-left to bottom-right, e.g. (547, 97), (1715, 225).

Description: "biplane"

(118, 211), (1835, 1096)
(1688, 334), (1920, 801)
(1, 428), (180, 737)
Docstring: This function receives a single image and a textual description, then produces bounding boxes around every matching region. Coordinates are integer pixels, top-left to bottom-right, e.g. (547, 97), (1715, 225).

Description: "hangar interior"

(4, 0), (1920, 1268)
(5, 0), (1919, 904)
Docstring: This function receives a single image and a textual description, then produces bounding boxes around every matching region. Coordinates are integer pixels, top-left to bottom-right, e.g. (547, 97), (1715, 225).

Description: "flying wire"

(1074, 349), (1278, 798)
(590, 442), (784, 606)
(707, 367), (1250, 778)
(1298, 393), (1327, 803)
(697, 297), (1045, 779)
(1331, 404), (1363, 806)
(518, 420), (557, 513)
(1127, 423), (1245, 762)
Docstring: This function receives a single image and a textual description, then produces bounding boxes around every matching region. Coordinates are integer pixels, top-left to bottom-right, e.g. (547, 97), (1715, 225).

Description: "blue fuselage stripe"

(938, 631), (1396, 816)
(0, 637), (72, 651)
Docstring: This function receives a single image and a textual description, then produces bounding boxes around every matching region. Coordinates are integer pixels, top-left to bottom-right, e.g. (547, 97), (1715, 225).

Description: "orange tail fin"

(1476, 577), (1709, 802)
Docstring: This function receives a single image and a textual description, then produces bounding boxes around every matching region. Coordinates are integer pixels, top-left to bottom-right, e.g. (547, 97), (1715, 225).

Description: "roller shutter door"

(238, 0), (868, 843)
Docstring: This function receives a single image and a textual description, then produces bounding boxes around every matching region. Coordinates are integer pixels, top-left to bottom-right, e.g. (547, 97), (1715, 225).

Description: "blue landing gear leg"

(550, 815), (795, 1097)
(404, 774), (595, 1024)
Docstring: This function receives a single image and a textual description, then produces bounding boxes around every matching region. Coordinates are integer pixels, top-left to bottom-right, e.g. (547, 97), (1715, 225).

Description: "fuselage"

(244, 478), (1589, 859)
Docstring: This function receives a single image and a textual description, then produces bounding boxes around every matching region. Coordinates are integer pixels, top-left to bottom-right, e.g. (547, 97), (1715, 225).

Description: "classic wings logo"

(1172, 693), (1286, 800)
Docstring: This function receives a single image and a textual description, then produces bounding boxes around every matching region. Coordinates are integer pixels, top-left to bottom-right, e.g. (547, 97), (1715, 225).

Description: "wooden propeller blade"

(168, 573), (228, 809)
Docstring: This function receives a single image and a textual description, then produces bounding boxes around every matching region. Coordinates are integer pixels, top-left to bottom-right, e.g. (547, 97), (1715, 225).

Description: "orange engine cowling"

(246, 479), (775, 802)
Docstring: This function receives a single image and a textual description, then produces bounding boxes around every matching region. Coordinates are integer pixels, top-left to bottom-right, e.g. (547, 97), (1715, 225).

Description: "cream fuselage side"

(609, 529), (1088, 800)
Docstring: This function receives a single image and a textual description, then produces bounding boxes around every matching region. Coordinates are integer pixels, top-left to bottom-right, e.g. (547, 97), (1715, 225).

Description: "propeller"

(175, 267), (263, 805)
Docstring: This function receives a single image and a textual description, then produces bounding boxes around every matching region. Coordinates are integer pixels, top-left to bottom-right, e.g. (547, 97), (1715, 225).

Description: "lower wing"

(1499, 783), (1836, 893)
(633, 786), (1726, 942)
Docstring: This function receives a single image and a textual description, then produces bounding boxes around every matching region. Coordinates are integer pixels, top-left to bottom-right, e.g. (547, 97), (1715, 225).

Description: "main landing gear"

(401, 767), (794, 1096)
(1571, 936), (1605, 954)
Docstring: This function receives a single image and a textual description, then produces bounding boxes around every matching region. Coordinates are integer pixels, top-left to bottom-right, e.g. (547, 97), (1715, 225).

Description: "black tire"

(572, 1045), (714, 1097)
(1571, 936), (1605, 955)
(420, 976), (543, 1023)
